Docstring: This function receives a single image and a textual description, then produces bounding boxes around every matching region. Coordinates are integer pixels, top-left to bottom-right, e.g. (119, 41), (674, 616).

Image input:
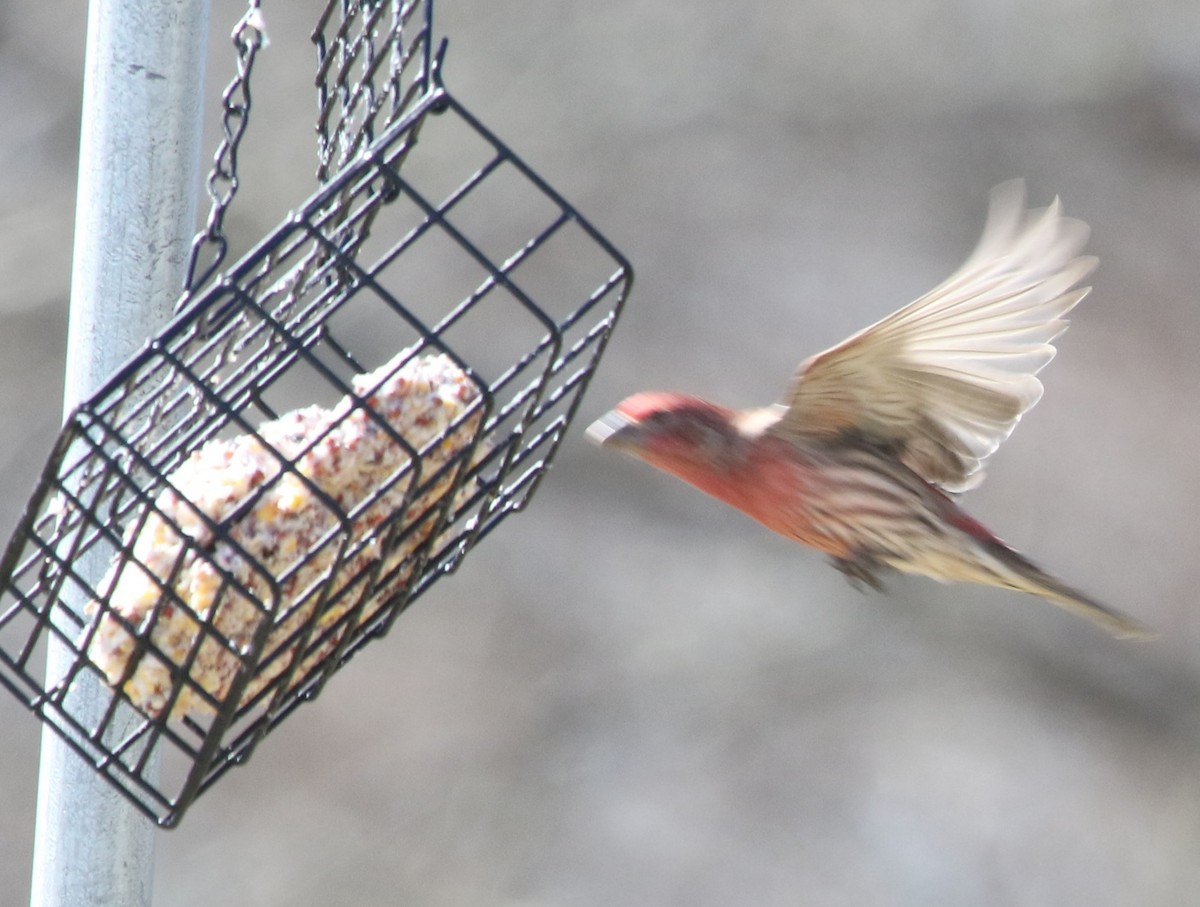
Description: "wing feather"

(772, 181), (1095, 491)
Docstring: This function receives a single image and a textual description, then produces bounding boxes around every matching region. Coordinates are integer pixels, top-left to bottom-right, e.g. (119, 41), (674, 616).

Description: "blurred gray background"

(3, 1), (1200, 904)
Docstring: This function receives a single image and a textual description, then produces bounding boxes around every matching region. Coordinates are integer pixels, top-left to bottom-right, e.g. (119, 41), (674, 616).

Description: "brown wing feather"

(771, 180), (1095, 491)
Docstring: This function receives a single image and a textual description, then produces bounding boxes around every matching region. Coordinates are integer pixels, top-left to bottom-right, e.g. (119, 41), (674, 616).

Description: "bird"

(587, 181), (1147, 638)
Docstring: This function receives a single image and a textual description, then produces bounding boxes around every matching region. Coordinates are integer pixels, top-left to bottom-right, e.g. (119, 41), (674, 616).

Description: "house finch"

(588, 181), (1146, 638)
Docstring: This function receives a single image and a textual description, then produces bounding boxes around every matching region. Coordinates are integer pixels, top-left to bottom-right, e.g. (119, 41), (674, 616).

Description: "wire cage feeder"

(0, 1), (631, 827)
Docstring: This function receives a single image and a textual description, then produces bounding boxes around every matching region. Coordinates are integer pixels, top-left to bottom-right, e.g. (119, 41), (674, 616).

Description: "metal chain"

(184, 0), (434, 303)
(181, 1), (269, 301)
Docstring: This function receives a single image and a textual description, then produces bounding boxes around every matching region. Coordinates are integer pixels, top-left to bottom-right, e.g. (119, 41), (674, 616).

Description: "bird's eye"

(637, 410), (671, 430)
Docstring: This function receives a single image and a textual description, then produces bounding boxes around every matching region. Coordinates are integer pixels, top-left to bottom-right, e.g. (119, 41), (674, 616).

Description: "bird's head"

(586, 392), (744, 471)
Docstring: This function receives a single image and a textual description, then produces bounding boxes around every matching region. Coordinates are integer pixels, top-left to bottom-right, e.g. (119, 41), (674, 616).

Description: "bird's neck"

(647, 433), (805, 533)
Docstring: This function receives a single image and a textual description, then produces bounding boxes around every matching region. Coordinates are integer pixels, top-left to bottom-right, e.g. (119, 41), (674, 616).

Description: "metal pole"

(30, 1), (211, 905)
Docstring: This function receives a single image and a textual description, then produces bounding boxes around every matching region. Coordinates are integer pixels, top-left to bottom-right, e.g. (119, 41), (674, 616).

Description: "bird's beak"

(586, 409), (642, 451)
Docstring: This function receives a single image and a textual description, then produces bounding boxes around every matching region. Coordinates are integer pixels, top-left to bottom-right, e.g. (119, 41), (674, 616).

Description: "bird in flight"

(588, 181), (1146, 638)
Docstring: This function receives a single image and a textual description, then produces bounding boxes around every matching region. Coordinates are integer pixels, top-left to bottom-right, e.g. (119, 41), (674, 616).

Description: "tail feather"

(981, 541), (1150, 639)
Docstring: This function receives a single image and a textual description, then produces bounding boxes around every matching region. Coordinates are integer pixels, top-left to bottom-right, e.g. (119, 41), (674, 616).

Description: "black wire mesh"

(313, 0), (436, 183)
(0, 77), (631, 825)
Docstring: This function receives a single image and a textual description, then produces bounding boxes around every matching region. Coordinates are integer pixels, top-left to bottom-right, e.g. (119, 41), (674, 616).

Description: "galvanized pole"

(30, 1), (211, 905)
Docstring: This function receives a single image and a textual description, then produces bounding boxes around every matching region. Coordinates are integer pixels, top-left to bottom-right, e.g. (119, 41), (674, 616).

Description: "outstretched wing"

(770, 180), (1095, 492)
